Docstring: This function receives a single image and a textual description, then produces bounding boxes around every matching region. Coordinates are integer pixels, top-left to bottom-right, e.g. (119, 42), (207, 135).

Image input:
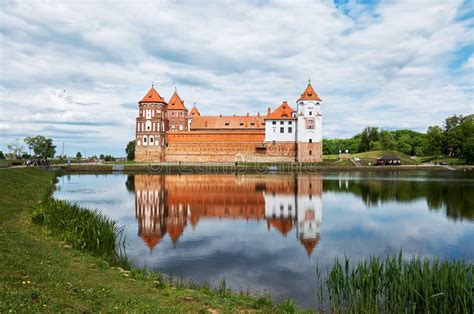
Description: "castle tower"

(296, 81), (323, 162)
(167, 89), (188, 131)
(135, 85), (167, 162)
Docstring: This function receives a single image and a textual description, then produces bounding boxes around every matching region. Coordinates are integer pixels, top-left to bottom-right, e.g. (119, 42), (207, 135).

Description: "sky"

(0, 0), (473, 157)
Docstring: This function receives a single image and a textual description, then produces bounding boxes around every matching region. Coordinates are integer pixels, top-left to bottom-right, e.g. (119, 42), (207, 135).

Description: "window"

(309, 139), (312, 143)
(225, 122), (230, 126)
(288, 127), (292, 133)
(280, 127), (284, 133)
(239, 122), (244, 126)
(280, 121), (284, 125)
(309, 111), (312, 116)
(250, 122), (255, 126)
(309, 150), (312, 155)
(150, 137), (154, 143)
(143, 137), (147, 143)
(288, 121), (292, 125)
(272, 121), (276, 125)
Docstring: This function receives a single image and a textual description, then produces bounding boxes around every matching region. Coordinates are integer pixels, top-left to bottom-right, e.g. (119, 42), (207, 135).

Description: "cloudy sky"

(0, 0), (473, 156)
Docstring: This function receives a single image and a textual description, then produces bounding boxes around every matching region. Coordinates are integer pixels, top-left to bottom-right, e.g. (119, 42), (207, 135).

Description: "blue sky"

(0, 0), (473, 157)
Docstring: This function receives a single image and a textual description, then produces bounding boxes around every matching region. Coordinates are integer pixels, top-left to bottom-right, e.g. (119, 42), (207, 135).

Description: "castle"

(134, 82), (323, 162)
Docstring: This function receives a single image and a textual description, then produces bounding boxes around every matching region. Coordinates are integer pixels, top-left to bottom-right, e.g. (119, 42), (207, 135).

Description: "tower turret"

(135, 85), (167, 162)
(296, 81), (323, 162)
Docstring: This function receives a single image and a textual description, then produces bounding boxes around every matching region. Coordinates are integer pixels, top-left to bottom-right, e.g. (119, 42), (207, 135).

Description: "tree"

(379, 131), (397, 150)
(104, 155), (115, 162)
(7, 141), (25, 159)
(0, 151), (4, 160)
(423, 126), (444, 157)
(24, 136), (56, 160)
(358, 127), (379, 152)
(443, 115), (464, 157)
(99, 154), (105, 160)
(76, 152), (82, 160)
(126, 140), (136, 161)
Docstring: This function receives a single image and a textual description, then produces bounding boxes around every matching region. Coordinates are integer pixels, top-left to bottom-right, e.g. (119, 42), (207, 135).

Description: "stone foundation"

(135, 145), (164, 162)
(297, 142), (322, 163)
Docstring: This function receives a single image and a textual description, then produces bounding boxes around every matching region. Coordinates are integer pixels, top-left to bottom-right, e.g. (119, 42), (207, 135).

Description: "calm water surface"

(53, 171), (474, 308)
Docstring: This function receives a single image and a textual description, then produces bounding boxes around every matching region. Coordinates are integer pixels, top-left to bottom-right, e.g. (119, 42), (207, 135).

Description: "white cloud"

(0, 0), (472, 155)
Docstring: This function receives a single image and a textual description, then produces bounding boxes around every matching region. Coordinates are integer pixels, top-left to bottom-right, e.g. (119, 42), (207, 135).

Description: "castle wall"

(164, 132), (297, 162)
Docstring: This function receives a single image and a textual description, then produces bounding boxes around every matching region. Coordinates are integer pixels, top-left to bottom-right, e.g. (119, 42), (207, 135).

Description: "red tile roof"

(265, 101), (295, 120)
(297, 83), (321, 102)
(189, 105), (201, 117)
(139, 86), (167, 104)
(190, 115), (266, 130)
(168, 91), (187, 110)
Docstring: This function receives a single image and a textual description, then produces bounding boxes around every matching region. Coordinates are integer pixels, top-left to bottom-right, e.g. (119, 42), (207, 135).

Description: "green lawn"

(0, 168), (288, 313)
(351, 150), (419, 165)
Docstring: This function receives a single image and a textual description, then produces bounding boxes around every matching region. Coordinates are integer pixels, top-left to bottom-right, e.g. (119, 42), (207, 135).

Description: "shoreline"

(56, 163), (473, 173)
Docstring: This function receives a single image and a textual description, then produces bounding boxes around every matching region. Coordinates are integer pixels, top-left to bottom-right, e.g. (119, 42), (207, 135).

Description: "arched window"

(143, 136), (147, 144)
(309, 150), (312, 155)
(150, 137), (154, 143)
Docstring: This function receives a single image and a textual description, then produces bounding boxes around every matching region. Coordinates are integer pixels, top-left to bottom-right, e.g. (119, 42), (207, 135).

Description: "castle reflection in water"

(133, 174), (322, 256)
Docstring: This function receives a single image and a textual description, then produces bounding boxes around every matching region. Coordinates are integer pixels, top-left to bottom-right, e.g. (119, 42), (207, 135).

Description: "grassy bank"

(0, 168), (287, 312)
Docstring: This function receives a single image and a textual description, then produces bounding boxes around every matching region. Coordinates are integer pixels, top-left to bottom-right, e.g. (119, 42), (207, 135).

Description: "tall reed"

(317, 252), (473, 313)
(33, 199), (129, 268)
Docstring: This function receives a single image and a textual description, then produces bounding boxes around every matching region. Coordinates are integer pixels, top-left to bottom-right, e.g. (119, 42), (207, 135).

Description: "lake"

(53, 171), (474, 308)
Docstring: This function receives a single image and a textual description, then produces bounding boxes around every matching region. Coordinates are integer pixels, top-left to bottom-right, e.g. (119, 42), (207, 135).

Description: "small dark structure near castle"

(376, 156), (401, 166)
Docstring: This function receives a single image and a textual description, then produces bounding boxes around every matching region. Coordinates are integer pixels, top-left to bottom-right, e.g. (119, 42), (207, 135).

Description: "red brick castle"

(135, 82), (323, 162)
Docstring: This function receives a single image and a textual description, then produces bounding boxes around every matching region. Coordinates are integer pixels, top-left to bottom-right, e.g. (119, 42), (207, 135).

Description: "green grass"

(352, 150), (419, 165)
(0, 168), (297, 312)
(32, 199), (129, 268)
(317, 252), (473, 313)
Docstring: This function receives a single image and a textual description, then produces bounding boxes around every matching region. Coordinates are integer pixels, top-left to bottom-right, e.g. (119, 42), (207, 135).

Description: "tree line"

(323, 114), (474, 163)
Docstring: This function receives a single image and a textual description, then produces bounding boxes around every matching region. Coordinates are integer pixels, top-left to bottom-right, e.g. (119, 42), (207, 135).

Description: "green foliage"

(359, 127), (380, 152)
(379, 130), (397, 150)
(33, 199), (127, 265)
(424, 125), (444, 157)
(323, 137), (360, 154)
(7, 141), (25, 158)
(104, 154), (116, 161)
(24, 135), (56, 159)
(0, 151), (4, 159)
(318, 252), (473, 313)
(76, 152), (82, 160)
(126, 140), (136, 161)
(325, 114), (473, 164)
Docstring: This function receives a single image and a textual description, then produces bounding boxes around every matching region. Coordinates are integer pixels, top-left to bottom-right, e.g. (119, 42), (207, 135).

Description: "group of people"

(25, 159), (50, 167)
